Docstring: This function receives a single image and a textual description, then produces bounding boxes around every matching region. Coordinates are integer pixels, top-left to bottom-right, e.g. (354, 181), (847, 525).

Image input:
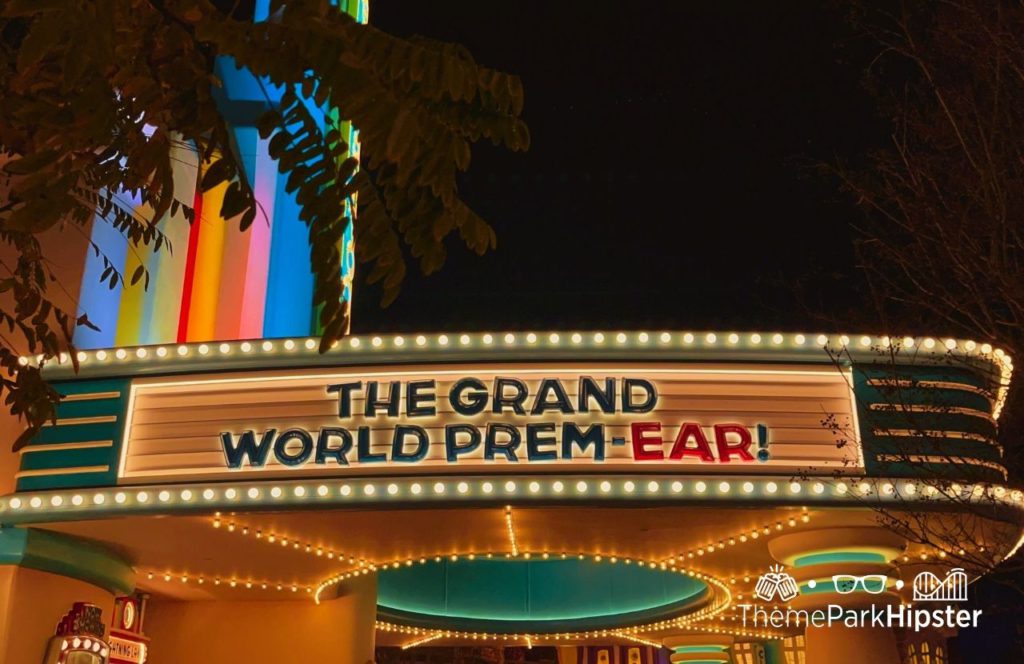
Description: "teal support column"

(762, 641), (784, 664)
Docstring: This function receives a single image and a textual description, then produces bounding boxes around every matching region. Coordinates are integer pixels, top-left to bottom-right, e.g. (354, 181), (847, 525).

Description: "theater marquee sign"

(116, 363), (861, 483)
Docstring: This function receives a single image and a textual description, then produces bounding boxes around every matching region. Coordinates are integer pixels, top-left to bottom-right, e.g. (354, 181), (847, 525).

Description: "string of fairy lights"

(142, 504), (968, 644)
(505, 505), (520, 556)
(667, 509), (812, 562)
(142, 569), (313, 594)
(137, 507), (787, 643)
(140, 504), (850, 646)
(211, 513), (365, 564)
(377, 605), (790, 646)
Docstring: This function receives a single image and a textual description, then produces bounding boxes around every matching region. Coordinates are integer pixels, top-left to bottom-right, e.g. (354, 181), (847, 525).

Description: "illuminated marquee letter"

(364, 381), (401, 417)
(526, 422), (558, 460)
(450, 378), (489, 416)
(578, 377), (616, 414)
(315, 428), (352, 465)
(221, 429), (276, 468)
(446, 424), (481, 461)
(622, 379), (657, 413)
(492, 378), (528, 414)
(406, 380), (437, 417)
(630, 422), (664, 460)
(274, 429), (314, 466)
(485, 423), (520, 461)
(668, 422), (715, 462)
(392, 425), (429, 463)
(562, 422), (605, 460)
(531, 379), (573, 414)
(357, 426), (386, 463)
(713, 424), (755, 462)
(326, 382), (361, 418)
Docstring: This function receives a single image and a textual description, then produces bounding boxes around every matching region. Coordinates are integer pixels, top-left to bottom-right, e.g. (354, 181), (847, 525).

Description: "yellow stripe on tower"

(113, 201), (156, 347)
(185, 175), (229, 341)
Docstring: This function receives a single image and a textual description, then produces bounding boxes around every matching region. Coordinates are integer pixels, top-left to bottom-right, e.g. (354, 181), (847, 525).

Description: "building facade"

(0, 326), (1019, 663)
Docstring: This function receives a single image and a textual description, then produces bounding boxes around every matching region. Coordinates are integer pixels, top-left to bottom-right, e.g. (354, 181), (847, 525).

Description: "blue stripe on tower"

(74, 195), (129, 349)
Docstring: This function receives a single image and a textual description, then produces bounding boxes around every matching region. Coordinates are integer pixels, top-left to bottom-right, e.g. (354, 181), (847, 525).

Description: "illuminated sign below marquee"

(118, 363), (861, 483)
(109, 636), (146, 664)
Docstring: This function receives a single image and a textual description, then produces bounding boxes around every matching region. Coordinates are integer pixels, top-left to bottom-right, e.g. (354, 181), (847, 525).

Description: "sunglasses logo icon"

(832, 574), (894, 594)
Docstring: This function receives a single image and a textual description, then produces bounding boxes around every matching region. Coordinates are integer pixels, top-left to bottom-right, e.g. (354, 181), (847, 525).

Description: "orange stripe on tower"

(184, 180), (229, 341)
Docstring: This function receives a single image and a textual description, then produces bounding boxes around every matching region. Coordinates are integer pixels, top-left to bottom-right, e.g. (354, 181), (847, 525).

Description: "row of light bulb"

(20, 329), (1012, 422)
(378, 608), (786, 644)
(6, 477), (1022, 517)
(397, 631), (662, 650)
(21, 330), (1012, 368)
(671, 510), (811, 561)
(679, 622), (789, 641)
(212, 515), (360, 564)
(505, 505), (520, 556)
(143, 570), (311, 593)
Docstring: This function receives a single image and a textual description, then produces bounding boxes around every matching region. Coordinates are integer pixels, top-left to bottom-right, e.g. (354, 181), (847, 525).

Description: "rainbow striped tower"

(74, 0), (367, 349)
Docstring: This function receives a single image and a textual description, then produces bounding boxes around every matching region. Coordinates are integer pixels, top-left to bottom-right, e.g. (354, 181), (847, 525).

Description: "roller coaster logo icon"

(912, 568), (968, 602)
(753, 565), (800, 602)
(752, 565), (969, 604)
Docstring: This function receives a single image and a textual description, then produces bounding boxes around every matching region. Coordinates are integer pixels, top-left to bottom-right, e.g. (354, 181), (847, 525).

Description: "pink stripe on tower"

(237, 137), (276, 338)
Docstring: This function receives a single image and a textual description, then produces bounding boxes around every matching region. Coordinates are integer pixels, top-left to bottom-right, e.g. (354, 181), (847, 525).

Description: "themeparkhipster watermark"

(737, 566), (981, 632)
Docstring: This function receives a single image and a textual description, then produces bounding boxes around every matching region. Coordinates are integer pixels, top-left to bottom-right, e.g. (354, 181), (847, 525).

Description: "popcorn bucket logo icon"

(754, 564), (800, 602)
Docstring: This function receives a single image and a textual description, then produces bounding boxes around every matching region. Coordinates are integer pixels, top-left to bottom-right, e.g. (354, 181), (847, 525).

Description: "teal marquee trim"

(853, 363), (1007, 481)
(0, 527), (134, 595)
(673, 645), (728, 653)
(16, 377), (131, 492)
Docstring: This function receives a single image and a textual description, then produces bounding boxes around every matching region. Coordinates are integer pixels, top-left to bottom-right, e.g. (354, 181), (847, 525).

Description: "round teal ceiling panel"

(377, 557), (710, 632)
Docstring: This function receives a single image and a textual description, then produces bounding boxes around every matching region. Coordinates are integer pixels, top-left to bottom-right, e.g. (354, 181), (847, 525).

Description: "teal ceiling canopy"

(377, 557), (710, 632)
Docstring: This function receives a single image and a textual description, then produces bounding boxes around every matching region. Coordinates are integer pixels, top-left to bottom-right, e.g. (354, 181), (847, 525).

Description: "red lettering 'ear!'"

(630, 422), (664, 460)
(714, 424), (754, 462)
(668, 422), (715, 462)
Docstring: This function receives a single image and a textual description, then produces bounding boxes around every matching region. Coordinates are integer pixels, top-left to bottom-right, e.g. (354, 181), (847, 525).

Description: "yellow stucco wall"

(0, 408), (21, 497)
(144, 574), (377, 664)
(0, 566), (115, 664)
(0, 219), (94, 497)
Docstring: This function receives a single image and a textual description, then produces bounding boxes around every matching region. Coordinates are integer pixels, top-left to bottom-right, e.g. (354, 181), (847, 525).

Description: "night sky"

(354, 10), (1024, 654)
(355, 1), (890, 334)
